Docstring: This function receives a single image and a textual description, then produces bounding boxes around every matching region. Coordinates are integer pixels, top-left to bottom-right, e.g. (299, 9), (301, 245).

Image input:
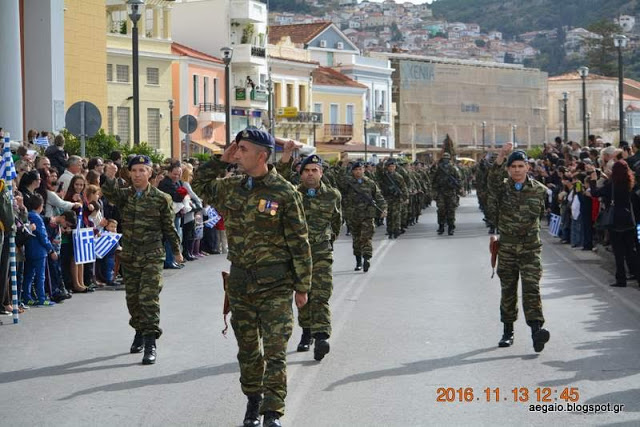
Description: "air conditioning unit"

(336, 42), (344, 50)
(319, 40), (327, 48)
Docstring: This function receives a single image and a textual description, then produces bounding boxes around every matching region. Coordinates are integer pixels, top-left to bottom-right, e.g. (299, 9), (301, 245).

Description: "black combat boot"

(313, 333), (330, 361)
(437, 224), (445, 235)
(262, 411), (282, 427)
(363, 256), (371, 272)
(243, 394), (262, 427)
(498, 323), (514, 348)
(142, 335), (157, 365)
(296, 328), (313, 352)
(130, 331), (144, 353)
(530, 321), (550, 353)
(448, 224), (455, 236)
(354, 255), (362, 271)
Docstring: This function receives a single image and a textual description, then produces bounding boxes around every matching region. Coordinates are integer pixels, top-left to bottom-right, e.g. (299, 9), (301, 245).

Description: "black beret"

(507, 150), (528, 166)
(352, 161), (364, 169)
(235, 128), (274, 149)
(385, 158), (396, 166)
(128, 155), (152, 170)
(300, 154), (323, 170)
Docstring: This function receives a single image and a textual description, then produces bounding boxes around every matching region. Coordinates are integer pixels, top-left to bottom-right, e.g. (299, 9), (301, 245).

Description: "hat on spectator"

(235, 128), (275, 150)
(300, 154), (322, 170)
(506, 150), (528, 166)
(128, 155), (152, 170)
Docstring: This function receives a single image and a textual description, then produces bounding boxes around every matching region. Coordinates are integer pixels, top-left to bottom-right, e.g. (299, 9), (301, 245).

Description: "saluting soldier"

(486, 143), (550, 353)
(102, 156), (183, 365)
(193, 129), (312, 427)
(278, 142), (342, 360)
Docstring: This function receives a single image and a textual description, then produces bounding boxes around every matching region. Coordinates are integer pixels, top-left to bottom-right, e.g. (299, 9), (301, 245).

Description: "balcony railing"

(278, 111), (323, 124)
(373, 111), (390, 123)
(199, 103), (225, 113)
(324, 124), (353, 137)
(251, 46), (266, 58)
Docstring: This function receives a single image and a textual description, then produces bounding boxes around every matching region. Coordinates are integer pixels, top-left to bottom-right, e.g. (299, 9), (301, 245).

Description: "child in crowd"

(46, 210), (77, 302)
(22, 194), (57, 306)
(99, 219), (121, 287)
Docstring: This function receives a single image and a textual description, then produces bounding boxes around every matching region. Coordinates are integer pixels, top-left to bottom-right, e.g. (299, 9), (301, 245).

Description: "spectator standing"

(58, 155), (83, 194)
(45, 134), (68, 176)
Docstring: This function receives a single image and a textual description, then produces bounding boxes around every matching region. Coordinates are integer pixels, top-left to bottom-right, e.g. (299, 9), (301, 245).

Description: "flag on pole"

(4, 137), (19, 323)
(0, 149), (17, 181)
(204, 206), (221, 228)
(94, 232), (121, 259)
(34, 136), (50, 147)
(72, 207), (95, 264)
(549, 213), (561, 237)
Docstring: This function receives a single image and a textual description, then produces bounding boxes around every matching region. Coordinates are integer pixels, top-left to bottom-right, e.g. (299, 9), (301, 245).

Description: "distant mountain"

(431, 0), (638, 38)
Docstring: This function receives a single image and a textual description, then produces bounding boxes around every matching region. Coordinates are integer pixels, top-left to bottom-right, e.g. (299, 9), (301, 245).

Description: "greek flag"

(35, 137), (50, 147)
(94, 232), (121, 259)
(204, 206), (221, 228)
(548, 213), (561, 237)
(637, 224), (640, 243)
(72, 207), (95, 264)
(0, 150), (17, 181)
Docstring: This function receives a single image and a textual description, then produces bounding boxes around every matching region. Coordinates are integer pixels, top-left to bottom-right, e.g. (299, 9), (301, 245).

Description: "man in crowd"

(193, 129), (312, 427)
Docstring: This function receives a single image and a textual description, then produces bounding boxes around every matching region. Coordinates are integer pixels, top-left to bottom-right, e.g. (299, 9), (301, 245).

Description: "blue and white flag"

(94, 232), (121, 259)
(0, 150), (17, 181)
(204, 206), (221, 228)
(72, 207), (95, 264)
(548, 213), (561, 237)
(34, 137), (50, 147)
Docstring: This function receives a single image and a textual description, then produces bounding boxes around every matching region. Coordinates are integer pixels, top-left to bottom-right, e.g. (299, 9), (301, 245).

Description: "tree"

(391, 22), (403, 42)
(475, 39), (486, 48)
(584, 20), (623, 77)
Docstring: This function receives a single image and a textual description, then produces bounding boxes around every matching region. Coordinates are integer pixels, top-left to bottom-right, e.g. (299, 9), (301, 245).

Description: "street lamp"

(562, 91), (569, 143)
(512, 124), (517, 146)
(266, 72), (274, 136)
(364, 119), (368, 162)
(578, 66), (589, 145)
(586, 112), (591, 137)
(481, 121), (486, 151)
(127, 0), (144, 146)
(614, 34), (628, 143)
(220, 47), (233, 148)
(168, 99), (174, 159)
(311, 114), (318, 147)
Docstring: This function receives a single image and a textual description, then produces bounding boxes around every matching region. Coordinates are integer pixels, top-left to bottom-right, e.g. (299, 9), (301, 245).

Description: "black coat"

(45, 145), (67, 176)
(590, 179), (640, 231)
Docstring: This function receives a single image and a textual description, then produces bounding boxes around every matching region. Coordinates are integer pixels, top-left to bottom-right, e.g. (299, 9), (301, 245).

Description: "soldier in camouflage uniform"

(475, 156), (496, 234)
(102, 156), (183, 365)
(278, 143), (341, 361)
(193, 129), (311, 427)
(337, 153), (387, 272)
(486, 143), (550, 353)
(432, 152), (462, 235)
(377, 158), (408, 238)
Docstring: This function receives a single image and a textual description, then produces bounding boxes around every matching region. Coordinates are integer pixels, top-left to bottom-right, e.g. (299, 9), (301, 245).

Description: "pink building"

(171, 42), (226, 159)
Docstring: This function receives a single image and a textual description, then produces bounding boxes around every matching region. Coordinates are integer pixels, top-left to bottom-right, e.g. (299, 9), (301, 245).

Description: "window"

(381, 90), (387, 111)
(346, 105), (354, 125)
(327, 52), (334, 66)
(117, 107), (130, 143)
(213, 78), (219, 105)
(107, 106), (114, 135)
(116, 64), (129, 83)
(203, 77), (209, 104)
(314, 103), (322, 114)
(107, 64), (113, 82)
(287, 84), (294, 107)
(147, 108), (160, 149)
(147, 67), (159, 85)
(193, 75), (199, 106)
(330, 104), (338, 124)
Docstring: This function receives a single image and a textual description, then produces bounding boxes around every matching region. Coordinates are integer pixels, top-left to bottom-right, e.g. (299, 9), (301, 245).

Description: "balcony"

(324, 124), (353, 143)
(231, 44), (267, 66)
(198, 103), (226, 123)
(230, 0), (267, 23)
(277, 111), (323, 125)
(373, 111), (390, 123)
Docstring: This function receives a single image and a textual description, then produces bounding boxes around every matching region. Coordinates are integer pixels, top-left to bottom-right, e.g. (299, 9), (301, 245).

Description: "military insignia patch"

(258, 199), (267, 212)
(270, 201), (279, 216)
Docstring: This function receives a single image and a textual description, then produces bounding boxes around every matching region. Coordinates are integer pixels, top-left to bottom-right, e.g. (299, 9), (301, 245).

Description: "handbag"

(595, 183), (615, 230)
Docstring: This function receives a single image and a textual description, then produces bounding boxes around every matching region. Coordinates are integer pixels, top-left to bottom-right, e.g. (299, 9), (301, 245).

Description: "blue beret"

(128, 155), (152, 170)
(300, 154), (323, 171)
(385, 158), (396, 166)
(352, 161), (364, 169)
(235, 128), (274, 149)
(507, 150), (528, 166)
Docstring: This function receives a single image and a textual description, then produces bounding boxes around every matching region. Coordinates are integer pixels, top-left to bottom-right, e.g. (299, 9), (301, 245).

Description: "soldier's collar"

(130, 183), (151, 197)
(243, 165), (278, 189)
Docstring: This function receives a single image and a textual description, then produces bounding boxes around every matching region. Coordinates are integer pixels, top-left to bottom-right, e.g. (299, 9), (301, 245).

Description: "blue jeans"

(47, 255), (64, 295)
(571, 215), (583, 247)
(23, 257), (47, 303)
(100, 252), (116, 283)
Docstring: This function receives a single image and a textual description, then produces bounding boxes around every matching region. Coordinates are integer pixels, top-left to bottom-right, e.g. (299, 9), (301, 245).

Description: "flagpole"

(4, 136), (19, 323)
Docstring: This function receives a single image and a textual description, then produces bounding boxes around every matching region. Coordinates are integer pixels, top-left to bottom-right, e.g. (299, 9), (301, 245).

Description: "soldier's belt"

(230, 262), (291, 285)
(499, 234), (540, 245)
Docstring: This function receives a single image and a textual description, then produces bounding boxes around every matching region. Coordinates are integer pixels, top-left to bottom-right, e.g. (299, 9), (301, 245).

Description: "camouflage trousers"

(497, 241), (545, 325)
(386, 199), (403, 235)
(298, 250), (333, 337)
(436, 194), (458, 226)
(348, 216), (375, 258)
(228, 266), (294, 416)
(121, 257), (164, 338)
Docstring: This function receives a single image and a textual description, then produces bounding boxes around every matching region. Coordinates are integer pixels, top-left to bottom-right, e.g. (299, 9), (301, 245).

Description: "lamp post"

(512, 124), (517, 146)
(481, 121), (486, 151)
(586, 112), (591, 137)
(266, 71), (274, 136)
(364, 119), (368, 162)
(614, 34), (628, 143)
(168, 99), (174, 159)
(311, 114), (318, 147)
(127, 0), (144, 146)
(221, 47), (233, 148)
(578, 66), (589, 146)
(562, 91), (569, 143)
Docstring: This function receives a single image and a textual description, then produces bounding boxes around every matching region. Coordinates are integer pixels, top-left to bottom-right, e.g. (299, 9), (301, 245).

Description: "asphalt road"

(1, 195), (639, 426)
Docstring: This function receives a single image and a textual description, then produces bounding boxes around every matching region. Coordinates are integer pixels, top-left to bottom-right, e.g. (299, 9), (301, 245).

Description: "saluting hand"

(221, 143), (239, 163)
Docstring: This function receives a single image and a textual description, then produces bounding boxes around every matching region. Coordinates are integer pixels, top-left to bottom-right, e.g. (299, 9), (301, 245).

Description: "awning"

(316, 143), (402, 154)
(189, 139), (224, 153)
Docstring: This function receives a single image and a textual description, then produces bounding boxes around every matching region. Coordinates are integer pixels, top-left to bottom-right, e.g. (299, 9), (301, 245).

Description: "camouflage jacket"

(433, 162), (462, 195)
(193, 158), (312, 293)
(376, 166), (408, 201)
(337, 169), (387, 219)
(101, 179), (180, 261)
(487, 163), (547, 244)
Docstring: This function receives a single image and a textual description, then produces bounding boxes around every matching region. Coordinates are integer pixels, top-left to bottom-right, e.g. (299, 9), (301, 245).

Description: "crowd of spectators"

(527, 135), (640, 288)
(0, 128), (227, 316)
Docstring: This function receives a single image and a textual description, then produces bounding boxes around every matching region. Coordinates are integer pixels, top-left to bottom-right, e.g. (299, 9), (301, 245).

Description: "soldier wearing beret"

(278, 142), (342, 360)
(193, 128), (312, 427)
(487, 143), (550, 353)
(102, 155), (183, 365)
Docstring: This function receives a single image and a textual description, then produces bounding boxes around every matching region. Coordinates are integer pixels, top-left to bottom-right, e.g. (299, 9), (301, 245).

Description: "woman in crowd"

(63, 175), (91, 293)
(180, 163), (203, 260)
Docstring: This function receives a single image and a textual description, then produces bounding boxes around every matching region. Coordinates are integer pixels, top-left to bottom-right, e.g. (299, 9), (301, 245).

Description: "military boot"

(142, 335), (157, 365)
(296, 328), (313, 352)
(243, 394), (262, 427)
(448, 224), (455, 236)
(363, 256), (371, 272)
(530, 321), (550, 353)
(130, 331), (144, 354)
(263, 412), (282, 427)
(313, 333), (330, 361)
(488, 225), (496, 234)
(437, 224), (445, 235)
(354, 255), (362, 271)
(498, 323), (514, 348)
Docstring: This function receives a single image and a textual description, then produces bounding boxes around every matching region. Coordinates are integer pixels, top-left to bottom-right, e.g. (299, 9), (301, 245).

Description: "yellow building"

(105, 1), (174, 157)
(64, 0), (108, 125)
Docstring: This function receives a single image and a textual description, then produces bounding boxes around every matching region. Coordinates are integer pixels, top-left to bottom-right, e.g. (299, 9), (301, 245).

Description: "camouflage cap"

(128, 155), (152, 170)
(235, 128), (275, 149)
